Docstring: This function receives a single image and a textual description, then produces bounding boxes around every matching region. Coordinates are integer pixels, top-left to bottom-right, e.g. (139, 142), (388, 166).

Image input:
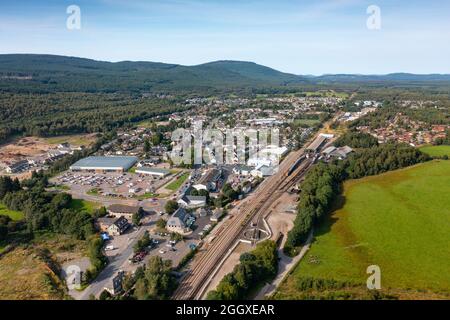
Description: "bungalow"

(107, 216), (130, 236)
(178, 194), (207, 209)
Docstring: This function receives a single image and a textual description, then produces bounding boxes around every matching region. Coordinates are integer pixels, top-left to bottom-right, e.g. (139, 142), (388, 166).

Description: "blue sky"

(0, 0), (449, 74)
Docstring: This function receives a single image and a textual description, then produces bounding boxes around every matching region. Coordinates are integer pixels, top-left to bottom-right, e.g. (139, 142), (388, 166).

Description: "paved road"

(75, 221), (151, 300)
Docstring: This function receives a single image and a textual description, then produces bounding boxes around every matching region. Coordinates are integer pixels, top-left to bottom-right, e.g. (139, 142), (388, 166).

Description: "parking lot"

(142, 235), (198, 267)
(102, 213), (200, 270)
(52, 171), (174, 199)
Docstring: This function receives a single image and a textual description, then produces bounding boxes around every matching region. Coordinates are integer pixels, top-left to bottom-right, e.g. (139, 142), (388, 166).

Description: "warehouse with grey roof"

(70, 156), (138, 173)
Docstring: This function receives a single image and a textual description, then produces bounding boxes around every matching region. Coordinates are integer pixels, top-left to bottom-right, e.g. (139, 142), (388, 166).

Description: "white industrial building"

(135, 167), (171, 177)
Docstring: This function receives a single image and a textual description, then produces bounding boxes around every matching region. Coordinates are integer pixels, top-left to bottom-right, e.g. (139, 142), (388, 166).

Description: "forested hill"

(0, 54), (308, 93)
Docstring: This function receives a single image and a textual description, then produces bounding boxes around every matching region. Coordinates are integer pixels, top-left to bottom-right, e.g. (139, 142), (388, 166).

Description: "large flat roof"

(307, 135), (327, 151)
(70, 156), (138, 170)
(135, 167), (171, 175)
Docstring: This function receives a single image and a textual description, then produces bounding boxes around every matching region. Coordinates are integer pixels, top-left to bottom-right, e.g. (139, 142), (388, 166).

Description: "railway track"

(172, 148), (313, 300)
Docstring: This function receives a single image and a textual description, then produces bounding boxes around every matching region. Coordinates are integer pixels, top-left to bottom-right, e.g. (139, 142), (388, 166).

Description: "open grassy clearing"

(304, 90), (349, 99)
(0, 203), (24, 221)
(293, 119), (321, 126)
(43, 133), (97, 146)
(275, 160), (450, 299)
(0, 233), (87, 300)
(165, 172), (189, 191)
(419, 145), (450, 157)
(0, 248), (66, 300)
(69, 199), (100, 215)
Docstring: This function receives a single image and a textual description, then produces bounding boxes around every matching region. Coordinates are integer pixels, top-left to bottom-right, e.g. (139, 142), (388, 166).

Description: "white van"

(105, 245), (115, 251)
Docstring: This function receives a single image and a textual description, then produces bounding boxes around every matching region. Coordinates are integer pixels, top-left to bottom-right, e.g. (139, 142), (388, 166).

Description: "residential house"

(104, 271), (125, 296)
(107, 216), (130, 236)
(96, 217), (115, 233)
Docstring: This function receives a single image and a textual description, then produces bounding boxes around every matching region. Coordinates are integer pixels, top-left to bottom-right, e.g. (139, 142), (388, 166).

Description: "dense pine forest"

(0, 93), (187, 143)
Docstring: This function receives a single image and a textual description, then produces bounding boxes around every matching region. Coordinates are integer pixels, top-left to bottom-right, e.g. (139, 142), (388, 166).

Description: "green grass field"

(165, 172), (189, 191)
(69, 199), (99, 215)
(419, 145), (450, 157)
(133, 192), (159, 200)
(0, 203), (24, 221)
(293, 119), (320, 126)
(276, 160), (450, 299)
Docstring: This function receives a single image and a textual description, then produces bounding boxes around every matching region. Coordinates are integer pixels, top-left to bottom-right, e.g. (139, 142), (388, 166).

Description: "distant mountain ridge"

(0, 54), (449, 93)
(315, 73), (450, 82)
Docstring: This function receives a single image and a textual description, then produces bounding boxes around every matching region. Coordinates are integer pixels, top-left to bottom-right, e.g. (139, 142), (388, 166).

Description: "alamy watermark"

(66, 5), (81, 30)
(66, 264), (82, 290)
(366, 265), (381, 290)
(367, 5), (381, 30)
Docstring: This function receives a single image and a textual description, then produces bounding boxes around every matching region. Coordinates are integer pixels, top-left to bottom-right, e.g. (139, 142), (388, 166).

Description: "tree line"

(207, 240), (278, 300)
(0, 173), (94, 240)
